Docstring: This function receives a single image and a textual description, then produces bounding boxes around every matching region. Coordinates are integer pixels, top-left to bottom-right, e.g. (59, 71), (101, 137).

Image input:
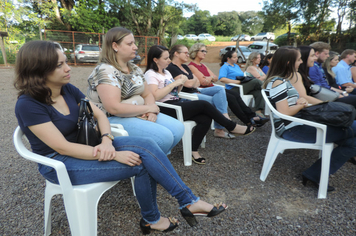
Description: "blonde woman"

(166, 44), (239, 138)
(87, 27), (184, 155)
(188, 43), (268, 127)
(244, 52), (267, 81)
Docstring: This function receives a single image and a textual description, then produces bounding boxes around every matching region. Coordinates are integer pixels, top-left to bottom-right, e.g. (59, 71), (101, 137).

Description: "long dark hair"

(169, 44), (185, 60)
(220, 50), (235, 66)
(263, 46), (300, 89)
(145, 45), (169, 73)
(259, 53), (273, 69)
(14, 40), (62, 105)
(298, 45), (314, 93)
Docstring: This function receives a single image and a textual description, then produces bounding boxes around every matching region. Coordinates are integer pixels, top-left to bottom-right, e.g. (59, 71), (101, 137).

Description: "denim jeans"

(39, 136), (199, 224)
(108, 113), (184, 155)
(196, 86), (228, 129)
(282, 122), (356, 182)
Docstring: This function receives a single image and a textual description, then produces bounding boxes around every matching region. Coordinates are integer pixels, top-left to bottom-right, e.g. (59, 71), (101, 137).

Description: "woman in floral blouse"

(87, 27), (184, 155)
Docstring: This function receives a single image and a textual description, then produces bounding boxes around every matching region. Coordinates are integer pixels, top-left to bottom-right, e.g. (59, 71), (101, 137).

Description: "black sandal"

(180, 203), (228, 227)
(232, 124), (256, 136)
(192, 156), (206, 165)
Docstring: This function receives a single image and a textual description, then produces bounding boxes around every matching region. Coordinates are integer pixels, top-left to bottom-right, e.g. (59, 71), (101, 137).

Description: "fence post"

(0, 32), (8, 66)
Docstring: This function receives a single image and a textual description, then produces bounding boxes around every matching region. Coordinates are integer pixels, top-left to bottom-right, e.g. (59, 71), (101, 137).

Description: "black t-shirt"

(166, 63), (199, 93)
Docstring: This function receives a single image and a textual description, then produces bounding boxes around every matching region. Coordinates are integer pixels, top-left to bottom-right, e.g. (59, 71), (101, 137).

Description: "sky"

(181, 0), (264, 17)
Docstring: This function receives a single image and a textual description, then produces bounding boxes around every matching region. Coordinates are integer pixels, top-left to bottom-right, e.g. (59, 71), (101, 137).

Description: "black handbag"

(76, 98), (101, 146)
(295, 102), (356, 128)
(236, 76), (254, 83)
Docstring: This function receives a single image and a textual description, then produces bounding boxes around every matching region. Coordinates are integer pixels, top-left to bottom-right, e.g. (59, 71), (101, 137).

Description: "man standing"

(309, 42), (346, 95)
(333, 49), (356, 88)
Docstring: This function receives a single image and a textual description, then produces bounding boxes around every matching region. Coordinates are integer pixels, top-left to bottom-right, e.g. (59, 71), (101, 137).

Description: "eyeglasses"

(199, 50), (208, 53)
(179, 51), (189, 55)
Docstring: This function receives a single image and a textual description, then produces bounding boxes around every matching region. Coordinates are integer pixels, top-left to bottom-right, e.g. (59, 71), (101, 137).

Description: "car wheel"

(251, 38), (254, 41)
(262, 38), (268, 41)
(237, 57), (243, 64)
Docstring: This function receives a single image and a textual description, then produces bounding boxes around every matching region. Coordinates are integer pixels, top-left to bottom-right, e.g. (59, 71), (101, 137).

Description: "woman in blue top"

(219, 51), (266, 117)
(14, 41), (227, 234)
(262, 46), (356, 192)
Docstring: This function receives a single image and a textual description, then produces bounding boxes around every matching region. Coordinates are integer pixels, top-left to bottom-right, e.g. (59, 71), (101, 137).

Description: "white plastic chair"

(156, 99), (205, 166)
(260, 90), (333, 199)
(226, 83), (255, 107)
(13, 124), (134, 236)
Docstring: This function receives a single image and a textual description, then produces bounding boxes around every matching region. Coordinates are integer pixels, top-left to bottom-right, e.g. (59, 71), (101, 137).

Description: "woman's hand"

(93, 139), (116, 161)
(146, 112), (157, 122)
(176, 75), (188, 85)
(296, 97), (308, 107)
(346, 86), (354, 93)
(146, 103), (160, 114)
(114, 151), (142, 166)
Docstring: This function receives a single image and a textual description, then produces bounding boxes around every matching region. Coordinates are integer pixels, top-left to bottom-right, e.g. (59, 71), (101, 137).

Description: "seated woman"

(218, 51), (266, 118)
(323, 51), (355, 95)
(259, 53), (273, 75)
(262, 46), (356, 192)
(188, 43), (268, 127)
(244, 52), (267, 81)
(14, 40), (227, 233)
(166, 44), (234, 139)
(86, 27), (184, 155)
(293, 45), (356, 108)
(144, 45), (256, 164)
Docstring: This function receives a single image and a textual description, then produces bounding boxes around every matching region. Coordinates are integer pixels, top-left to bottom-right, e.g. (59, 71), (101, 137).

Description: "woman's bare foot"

(230, 124), (255, 135)
(188, 200), (227, 214)
(192, 151), (205, 164)
(150, 217), (174, 231)
(214, 128), (226, 137)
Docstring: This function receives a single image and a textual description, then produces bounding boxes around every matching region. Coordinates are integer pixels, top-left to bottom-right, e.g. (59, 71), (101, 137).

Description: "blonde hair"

(323, 51), (339, 79)
(99, 27), (133, 72)
(189, 43), (206, 59)
(244, 52), (260, 71)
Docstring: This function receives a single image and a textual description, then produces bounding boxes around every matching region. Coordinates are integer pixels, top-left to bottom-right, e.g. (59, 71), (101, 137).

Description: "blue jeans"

(39, 136), (199, 224)
(282, 122), (356, 182)
(108, 113), (184, 155)
(196, 86), (228, 129)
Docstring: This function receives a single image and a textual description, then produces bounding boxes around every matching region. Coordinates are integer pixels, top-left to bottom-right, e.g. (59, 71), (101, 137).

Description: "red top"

(188, 61), (214, 87)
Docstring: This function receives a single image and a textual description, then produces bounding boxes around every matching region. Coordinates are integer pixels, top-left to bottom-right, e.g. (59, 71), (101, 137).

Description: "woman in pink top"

(145, 45), (255, 164)
(188, 43), (268, 127)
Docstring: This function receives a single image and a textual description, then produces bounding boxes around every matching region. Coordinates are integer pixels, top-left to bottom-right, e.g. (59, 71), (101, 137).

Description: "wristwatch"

(101, 133), (114, 141)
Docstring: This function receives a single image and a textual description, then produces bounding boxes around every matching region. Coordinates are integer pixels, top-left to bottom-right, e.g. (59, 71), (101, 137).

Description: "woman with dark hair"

(166, 44), (236, 139)
(259, 53), (273, 74)
(188, 43), (268, 127)
(292, 45), (356, 108)
(14, 40), (227, 233)
(144, 45), (256, 164)
(218, 50), (266, 117)
(86, 27), (184, 155)
(263, 46), (356, 192)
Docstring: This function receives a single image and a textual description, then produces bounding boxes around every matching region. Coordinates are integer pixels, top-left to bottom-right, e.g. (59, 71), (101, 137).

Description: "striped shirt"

(265, 77), (300, 136)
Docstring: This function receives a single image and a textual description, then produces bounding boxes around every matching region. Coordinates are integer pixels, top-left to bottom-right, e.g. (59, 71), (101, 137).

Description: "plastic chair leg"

(260, 139), (281, 181)
(182, 123), (193, 166)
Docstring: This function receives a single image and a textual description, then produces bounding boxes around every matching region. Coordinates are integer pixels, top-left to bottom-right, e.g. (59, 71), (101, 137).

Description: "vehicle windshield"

(82, 45), (100, 51)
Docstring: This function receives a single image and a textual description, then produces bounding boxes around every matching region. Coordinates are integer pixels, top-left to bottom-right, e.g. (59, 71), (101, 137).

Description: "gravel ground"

(1, 65), (356, 236)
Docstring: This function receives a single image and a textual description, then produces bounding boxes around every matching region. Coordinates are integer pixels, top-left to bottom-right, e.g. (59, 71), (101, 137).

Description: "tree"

(238, 11), (264, 36)
(211, 11), (241, 36)
(184, 10), (212, 35)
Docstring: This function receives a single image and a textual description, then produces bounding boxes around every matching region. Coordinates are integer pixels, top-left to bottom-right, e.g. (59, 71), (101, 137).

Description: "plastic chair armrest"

(156, 102), (184, 123)
(178, 92), (199, 101)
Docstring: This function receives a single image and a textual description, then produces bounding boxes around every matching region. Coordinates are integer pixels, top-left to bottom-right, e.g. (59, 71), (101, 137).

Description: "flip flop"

(213, 132), (235, 139)
(192, 156), (206, 165)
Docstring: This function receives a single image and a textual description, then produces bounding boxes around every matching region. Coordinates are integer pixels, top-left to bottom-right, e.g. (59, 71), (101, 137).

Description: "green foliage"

(182, 10), (213, 35)
(211, 11), (241, 36)
(215, 36), (233, 42)
(239, 11), (264, 36)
